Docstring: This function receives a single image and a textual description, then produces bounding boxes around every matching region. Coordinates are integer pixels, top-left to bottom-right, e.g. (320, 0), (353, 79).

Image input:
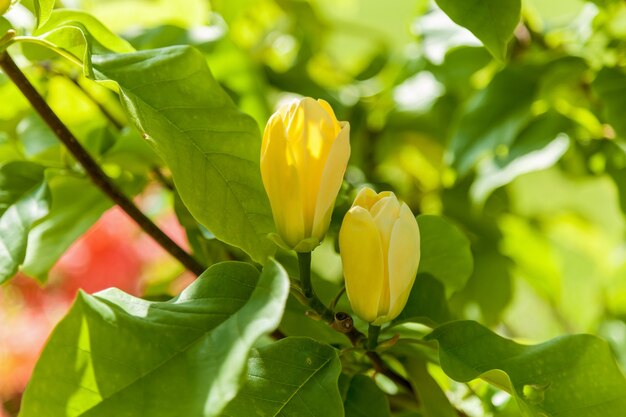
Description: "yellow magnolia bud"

(261, 97), (350, 252)
(1, 0), (11, 15)
(339, 187), (420, 325)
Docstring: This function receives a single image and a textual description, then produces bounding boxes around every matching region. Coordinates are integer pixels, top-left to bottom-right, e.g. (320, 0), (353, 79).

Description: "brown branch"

(0, 50), (206, 276)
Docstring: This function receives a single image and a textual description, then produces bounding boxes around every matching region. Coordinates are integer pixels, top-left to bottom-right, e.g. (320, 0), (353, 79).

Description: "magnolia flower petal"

(289, 98), (336, 236)
(311, 122), (351, 240)
(317, 99), (342, 136)
(370, 195), (401, 250)
(386, 203), (421, 321)
(261, 117), (305, 248)
(370, 195), (401, 317)
(339, 206), (384, 323)
(353, 187), (379, 210)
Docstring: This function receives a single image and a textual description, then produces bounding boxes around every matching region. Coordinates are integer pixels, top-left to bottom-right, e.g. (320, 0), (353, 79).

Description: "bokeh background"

(2, 0), (626, 415)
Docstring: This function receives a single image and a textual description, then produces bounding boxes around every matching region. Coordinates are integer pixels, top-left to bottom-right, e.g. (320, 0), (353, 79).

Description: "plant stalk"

(367, 324), (381, 351)
(296, 251), (334, 322)
(0, 50), (205, 276)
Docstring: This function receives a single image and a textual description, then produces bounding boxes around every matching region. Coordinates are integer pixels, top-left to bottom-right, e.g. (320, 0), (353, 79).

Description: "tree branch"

(0, 50), (206, 276)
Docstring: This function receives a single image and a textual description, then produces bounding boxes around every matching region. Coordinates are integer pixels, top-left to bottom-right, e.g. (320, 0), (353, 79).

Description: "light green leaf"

(34, 0), (55, 28)
(34, 10), (134, 53)
(434, 0), (521, 61)
(593, 67), (626, 138)
(417, 215), (473, 295)
(447, 66), (538, 176)
(91, 46), (276, 263)
(343, 374), (391, 417)
(20, 260), (290, 417)
(21, 175), (112, 280)
(427, 320), (626, 417)
(222, 337), (344, 417)
(20, 9), (134, 76)
(0, 161), (49, 284)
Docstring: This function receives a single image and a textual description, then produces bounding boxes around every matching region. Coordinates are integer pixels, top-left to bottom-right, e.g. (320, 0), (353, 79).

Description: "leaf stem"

(296, 251), (334, 322)
(367, 324), (381, 351)
(297, 251), (313, 298)
(0, 50), (206, 276)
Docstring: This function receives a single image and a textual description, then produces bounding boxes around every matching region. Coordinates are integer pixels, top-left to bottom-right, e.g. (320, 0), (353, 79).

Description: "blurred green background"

(2, 0), (626, 415)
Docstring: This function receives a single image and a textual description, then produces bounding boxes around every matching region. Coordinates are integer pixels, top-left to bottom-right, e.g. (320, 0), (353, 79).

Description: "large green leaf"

(593, 67), (626, 138)
(221, 337), (344, 417)
(0, 161), (49, 284)
(448, 66), (538, 176)
(90, 46), (275, 263)
(20, 260), (290, 417)
(21, 175), (112, 280)
(416, 215), (473, 295)
(343, 374), (391, 417)
(427, 321), (626, 417)
(434, 0), (521, 61)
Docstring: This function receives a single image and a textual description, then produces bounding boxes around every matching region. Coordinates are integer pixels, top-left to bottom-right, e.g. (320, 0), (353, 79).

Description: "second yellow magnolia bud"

(339, 187), (420, 325)
(261, 97), (350, 252)
(1, 0), (11, 15)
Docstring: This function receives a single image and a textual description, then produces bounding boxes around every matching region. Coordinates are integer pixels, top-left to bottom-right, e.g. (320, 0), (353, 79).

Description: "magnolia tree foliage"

(1, 0), (626, 416)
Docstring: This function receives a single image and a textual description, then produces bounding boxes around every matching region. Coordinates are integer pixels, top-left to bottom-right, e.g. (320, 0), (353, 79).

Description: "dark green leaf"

(393, 274), (451, 327)
(593, 67), (626, 138)
(471, 112), (571, 202)
(0, 161), (49, 284)
(20, 175), (112, 280)
(427, 321), (626, 417)
(343, 374), (390, 417)
(222, 337), (343, 417)
(417, 215), (473, 295)
(20, 260), (290, 417)
(449, 250), (513, 326)
(405, 359), (456, 417)
(434, 0), (521, 61)
(91, 46), (275, 263)
(448, 66), (538, 176)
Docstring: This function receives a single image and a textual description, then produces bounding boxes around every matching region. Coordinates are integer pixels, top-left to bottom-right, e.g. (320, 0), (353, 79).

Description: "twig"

(0, 50), (206, 276)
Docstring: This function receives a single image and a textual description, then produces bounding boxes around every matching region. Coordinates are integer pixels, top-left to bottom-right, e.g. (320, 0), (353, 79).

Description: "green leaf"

(593, 67), (626, 138)
(393, 274), (451, 327)
(343, 374), (391, 417)
(448, 66), (538, 176)
(20, 260), (290, 417)
(221, 337), (344, 417)
(449, 250), (513, 326)
(34, 10), (134, 54)
(417, 215), (473, 295)
(434, 0), (521, 61)
(34, 0), (55, 28)
(0, 161), (49, 284)
(90, 46), (276, 263)
(427, 321), (626, 417)
(404, 359), (456, 417)
(21, 175), (112, 280)
(471, 112), (571, 203)
(17, 113), (61, 164)
(20, 9), (134, 77)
